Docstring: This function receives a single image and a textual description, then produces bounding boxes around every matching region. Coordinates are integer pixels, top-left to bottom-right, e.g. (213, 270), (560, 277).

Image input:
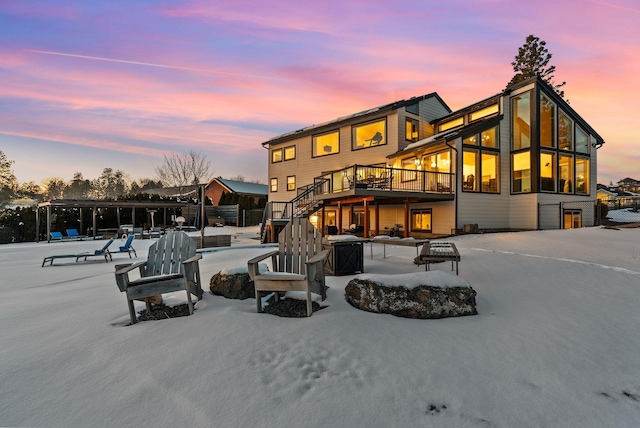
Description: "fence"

(183, 205), (264, 227)
(538, 199), (599, 229)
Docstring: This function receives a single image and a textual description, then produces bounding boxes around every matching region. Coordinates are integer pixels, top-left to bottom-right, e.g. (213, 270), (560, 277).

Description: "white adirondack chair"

(248, 218), (329, 317)
(114, 231), (203, 324)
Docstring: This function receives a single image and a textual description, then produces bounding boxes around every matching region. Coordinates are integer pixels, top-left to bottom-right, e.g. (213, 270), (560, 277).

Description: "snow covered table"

(419, 242), (460, 274)
(369, 236), (430, 259)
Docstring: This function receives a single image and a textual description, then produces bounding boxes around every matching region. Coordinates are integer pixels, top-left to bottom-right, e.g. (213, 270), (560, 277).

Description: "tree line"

(0, 150), (217, 206)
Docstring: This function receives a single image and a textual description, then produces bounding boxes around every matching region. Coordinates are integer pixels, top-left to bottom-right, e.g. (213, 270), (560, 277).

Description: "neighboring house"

(204, 177), (267, 207)
(262, 76), (605, 240)
(617, 177), (640, 193)
(597, 185), (638, 207)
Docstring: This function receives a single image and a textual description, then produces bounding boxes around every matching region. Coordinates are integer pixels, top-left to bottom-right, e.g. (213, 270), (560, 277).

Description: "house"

(261, 76), (605, 241)
(204, 177), (267, 207)
(597, 185), (638, 208)
(617, 177), (640, 193)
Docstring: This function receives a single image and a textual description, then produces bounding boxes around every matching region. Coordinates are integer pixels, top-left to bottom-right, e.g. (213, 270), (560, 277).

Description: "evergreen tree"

(507, 35), (566, 98)
(0, 150), (17, 207)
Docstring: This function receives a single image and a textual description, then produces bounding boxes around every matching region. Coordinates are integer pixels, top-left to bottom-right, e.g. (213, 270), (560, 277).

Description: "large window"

(406, 118), (419, 142)
(536, 92), (591, 195)
(469, 104), (499, 122)
(462, 150), (478, 191)
(559, 154), (574, 193)
(423, 150), (451, 173)
(481, 153), (499, 192)
(576, 157), (589, 194)
(480, 127), (498, 149)
(575, 126), (589, 154)
(558, 110), (573, 151)
(313, 131), (339, 157)
(512, 151), (531, 193)
(540, 94), (556, 148)
(512, 91), (531, 150)
(540, 152), (556, 192)
(439, 117), (464, 132)
(463, 126), (499, 193)
(353, 119), (386, 149)
(411, 209), (432, 232)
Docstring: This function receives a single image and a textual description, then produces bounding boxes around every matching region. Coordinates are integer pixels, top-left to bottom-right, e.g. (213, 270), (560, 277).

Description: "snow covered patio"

(1, 226), (639, 427)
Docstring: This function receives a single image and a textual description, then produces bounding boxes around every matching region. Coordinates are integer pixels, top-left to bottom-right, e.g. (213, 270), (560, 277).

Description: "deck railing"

(315, 164), (455, 196)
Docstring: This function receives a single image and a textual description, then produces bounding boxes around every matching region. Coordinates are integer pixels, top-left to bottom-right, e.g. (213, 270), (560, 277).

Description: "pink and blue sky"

(1, 0), (638, 186)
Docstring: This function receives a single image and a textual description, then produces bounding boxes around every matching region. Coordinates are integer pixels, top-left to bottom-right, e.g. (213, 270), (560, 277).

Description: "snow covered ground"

(606, 207), (640, 223)
(1, 226), (640, 427)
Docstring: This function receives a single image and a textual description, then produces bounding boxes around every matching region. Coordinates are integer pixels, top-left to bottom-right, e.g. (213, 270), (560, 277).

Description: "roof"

(37, 199), (189, 209)
(618, 177), (640, 184)
(429, 93), (502, 125)
(386, 129), (460, 159)
(262, 92), (450, 147)
(210, 177), (268, 196)
(141, 185), (200, 197)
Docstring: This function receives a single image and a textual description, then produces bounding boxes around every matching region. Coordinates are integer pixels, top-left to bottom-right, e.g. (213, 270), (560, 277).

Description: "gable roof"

(262, 92), (450, 147)
(508, 76), (606, 147)
(209, 177), (268, 196)
(618, 177), (640, 184)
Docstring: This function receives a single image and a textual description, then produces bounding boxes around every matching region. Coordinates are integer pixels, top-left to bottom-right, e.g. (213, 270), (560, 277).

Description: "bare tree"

(154, 151), (213, 195)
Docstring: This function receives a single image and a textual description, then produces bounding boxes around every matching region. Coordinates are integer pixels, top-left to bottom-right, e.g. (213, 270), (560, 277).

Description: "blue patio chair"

(49, 231), (64, 241)
(66, 229), (87, 240)
(110, 234), (137, 258)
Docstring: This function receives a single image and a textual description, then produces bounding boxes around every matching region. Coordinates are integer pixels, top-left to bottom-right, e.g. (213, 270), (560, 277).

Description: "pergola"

(36, 199), (191, 242)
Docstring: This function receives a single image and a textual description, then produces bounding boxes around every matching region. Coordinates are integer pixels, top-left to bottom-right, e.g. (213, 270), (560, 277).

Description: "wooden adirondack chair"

(248, 218), (329, 317)
(114, 231), (203, 324)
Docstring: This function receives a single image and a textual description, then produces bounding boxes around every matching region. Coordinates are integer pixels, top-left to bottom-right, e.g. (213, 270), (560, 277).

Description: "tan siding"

(458, 193), (511, 229)
(268, 113), (400, 202)
(509, 193), (538, 229)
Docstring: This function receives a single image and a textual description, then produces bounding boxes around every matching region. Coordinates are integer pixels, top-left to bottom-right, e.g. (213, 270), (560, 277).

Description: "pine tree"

(0, 150), (18, 207)
(507, 35), (566, 98)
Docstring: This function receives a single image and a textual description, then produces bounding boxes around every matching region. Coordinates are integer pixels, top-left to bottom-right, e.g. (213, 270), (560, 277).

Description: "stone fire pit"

(345, 271), (477, 319)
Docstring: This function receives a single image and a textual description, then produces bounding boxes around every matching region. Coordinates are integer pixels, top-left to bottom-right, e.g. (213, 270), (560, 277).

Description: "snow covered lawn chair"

(114, 231), (202, 324)
(247, 218), (329, 317)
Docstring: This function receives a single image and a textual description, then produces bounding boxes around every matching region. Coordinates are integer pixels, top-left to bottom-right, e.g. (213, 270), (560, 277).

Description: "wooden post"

(404, 200), (410, 238)
(320, 205), (325, 234)
(337, 202), (342, 234)
(46, 206), (51, 242)
(363, 199), (369, 238)
(200, 184), (206, 243)
(374, 203), (380, 236)
(35, 205), (40, 243)
(92, 206), (97, 239)
(80, 207), (84, 236)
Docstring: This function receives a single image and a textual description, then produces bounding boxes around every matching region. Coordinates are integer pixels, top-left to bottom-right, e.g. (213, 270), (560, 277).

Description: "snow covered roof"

(263, 93), (448, 146)
(386, 129), (459, 159)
